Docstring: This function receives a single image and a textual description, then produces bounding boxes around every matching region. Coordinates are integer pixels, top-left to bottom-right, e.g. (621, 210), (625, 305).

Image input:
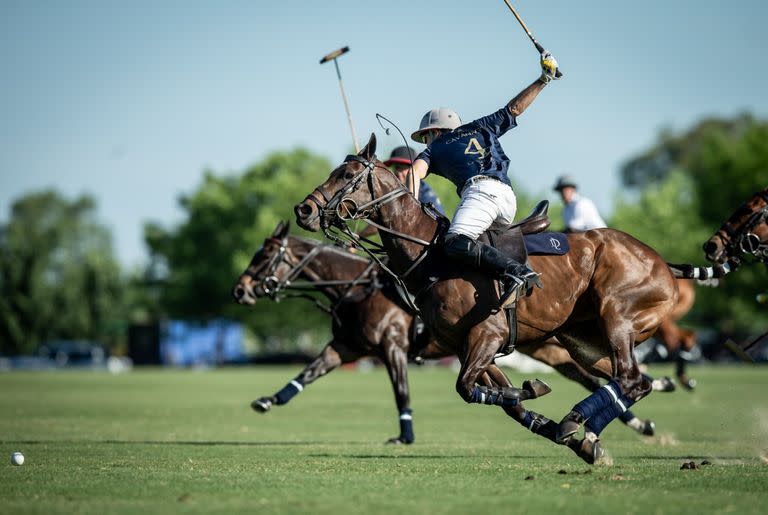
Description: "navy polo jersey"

(416, 107), (517, 195)
(418, 180), (445, 215)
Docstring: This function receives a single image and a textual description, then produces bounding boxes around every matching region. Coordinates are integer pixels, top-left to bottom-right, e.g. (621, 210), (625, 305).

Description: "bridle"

(314, 155), (414, 237)
(713, 191), (768, 263)
(302, 154), (444, 315)
(243, 236), (380, 321)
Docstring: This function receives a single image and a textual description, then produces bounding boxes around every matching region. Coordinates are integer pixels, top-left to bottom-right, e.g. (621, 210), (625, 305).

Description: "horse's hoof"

(412, 356), (425, 366)
(652, 376), (677, 392)
(385, 436), (413, 445)
(523, 379), (552, 399)
(641, 420), (656, 437)
(567, 437), (604, 465)
(251, 397), (273, 413)
(556, 411), (584, 444)
(679, 377), (697, 390)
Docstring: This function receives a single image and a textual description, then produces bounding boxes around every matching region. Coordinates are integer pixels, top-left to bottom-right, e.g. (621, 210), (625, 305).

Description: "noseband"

(244, 238), (378, 308)
(715, 191), (768, 262)
(302, 154), (439, 315)
(313, 155), (409, 237)
(243, 238), (302, 298)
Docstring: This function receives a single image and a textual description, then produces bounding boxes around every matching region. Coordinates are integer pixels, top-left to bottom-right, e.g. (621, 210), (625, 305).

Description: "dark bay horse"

(233, 221), (420, 444)
(294, 135), (682, 463)
(233, 222), (659, 445)
(652, 189), (768, 379)
(701, 187), (768, 355)
(703, 187), (768, 266)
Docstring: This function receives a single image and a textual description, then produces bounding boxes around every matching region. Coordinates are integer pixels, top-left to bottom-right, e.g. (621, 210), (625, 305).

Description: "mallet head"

(319, 46), (350, 64)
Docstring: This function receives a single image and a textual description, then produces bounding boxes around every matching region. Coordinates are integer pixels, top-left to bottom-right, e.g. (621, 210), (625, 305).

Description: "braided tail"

(667, 257), (741, 280)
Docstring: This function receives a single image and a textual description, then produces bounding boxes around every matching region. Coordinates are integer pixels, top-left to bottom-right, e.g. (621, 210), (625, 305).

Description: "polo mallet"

(502, 0), (563, 78)
(723, 339), (756, 363)
(320, 46), (360, 152)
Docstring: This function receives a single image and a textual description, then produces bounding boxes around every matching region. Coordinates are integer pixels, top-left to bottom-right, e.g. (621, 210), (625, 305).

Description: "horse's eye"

(344, 171), (355, 179)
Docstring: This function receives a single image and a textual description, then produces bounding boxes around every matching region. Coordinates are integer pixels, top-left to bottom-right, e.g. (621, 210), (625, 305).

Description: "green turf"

(1, 366), (767, 514)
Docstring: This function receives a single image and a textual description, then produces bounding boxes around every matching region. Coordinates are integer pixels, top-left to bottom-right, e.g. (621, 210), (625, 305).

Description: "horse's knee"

(455, 379), (474, 403)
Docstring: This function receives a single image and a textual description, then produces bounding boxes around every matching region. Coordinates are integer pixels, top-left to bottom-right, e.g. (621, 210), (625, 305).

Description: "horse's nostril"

(299, 203), (313, 216)
(703, 241), (717, 254)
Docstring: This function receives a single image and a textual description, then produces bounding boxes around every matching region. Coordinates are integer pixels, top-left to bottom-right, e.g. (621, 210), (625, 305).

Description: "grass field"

(1, 365), (767, 514)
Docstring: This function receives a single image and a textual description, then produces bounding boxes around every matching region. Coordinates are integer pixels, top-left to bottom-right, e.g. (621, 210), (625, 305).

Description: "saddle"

(397, 200), (568, 355)
(479, 200), (568, 356)
(481, 200), (568, 263)
(508, 200), (551, 235)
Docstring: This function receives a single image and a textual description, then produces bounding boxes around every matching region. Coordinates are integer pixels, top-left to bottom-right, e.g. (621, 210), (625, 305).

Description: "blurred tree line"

(1, 114), (766, 355)
(143, 148), (333, 345)
(0, 192), (126, 354)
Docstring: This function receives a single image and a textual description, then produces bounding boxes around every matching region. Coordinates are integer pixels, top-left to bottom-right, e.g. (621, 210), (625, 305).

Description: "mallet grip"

(319, 46), (350, 64)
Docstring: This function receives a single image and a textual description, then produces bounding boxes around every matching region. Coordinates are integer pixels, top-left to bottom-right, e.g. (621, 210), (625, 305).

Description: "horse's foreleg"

(251, 341), (350, 413)
(456, 324), (550, 408)
(381, 327), (414, 445)
(483, 364), (561, 444)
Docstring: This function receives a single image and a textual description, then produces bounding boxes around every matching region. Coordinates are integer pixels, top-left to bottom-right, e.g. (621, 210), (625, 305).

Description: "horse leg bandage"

(399, 409), (414, 443)
(521, 410), (559, 443)
(584, 388), (636, 436)
(618, 409), (638, 424)
(572, 380), (622, 420)
(470, 385), (520, 408)
(274, 376), (305, 405)
(676, 350), (693, 377)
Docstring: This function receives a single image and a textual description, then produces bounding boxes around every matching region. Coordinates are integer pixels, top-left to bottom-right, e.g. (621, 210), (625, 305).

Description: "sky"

(2, 0), (767, 266)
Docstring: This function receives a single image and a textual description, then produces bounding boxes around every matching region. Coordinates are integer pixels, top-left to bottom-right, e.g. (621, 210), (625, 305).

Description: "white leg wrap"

(290, 380), (304, 392)
(602, 382), (619, 402)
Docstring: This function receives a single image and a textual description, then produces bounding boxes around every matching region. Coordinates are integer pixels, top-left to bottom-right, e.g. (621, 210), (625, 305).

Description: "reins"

(247, 238), (381, 322)
(314, 154), (443, 315)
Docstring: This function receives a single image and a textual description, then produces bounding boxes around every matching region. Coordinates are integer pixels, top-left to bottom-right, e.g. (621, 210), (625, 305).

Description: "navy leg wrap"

(519, 409), (559, 442)
(572, 380), (621, 419)
(521, 410), (536, 429)
(618, 410), (637, 423)
(399, 409), (414, 443)
(274, 375), (305, 405)
(470, 385), (519, 408)
(585, 392), (636, 435)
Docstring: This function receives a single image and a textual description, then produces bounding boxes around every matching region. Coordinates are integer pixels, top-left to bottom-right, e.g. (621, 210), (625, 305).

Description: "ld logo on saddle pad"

(524, 232), (569, 256)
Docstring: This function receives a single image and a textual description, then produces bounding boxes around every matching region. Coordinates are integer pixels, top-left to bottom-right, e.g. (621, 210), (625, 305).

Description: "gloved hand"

(539, 51), (560, 83)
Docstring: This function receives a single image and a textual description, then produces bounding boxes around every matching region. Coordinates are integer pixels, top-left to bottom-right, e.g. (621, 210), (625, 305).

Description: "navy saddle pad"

(523, 232), (569, 255)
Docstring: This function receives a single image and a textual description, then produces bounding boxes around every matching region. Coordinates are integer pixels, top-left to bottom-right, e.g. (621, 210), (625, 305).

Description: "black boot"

(477, 243), (541, 306)
(444, 234), (541, 307)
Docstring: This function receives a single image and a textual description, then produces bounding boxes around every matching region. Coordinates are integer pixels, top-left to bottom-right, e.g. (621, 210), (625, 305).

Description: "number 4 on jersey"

(464, 137), (486, 158)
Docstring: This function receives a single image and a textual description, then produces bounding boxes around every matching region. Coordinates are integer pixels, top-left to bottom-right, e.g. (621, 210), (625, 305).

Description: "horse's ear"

(272, 220), (288, 238)
(277, 220), (290, 238)
(359, 133), (377, 160)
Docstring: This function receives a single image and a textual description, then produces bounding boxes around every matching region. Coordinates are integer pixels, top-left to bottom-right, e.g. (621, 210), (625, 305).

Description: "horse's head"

(703, 188), (768, 264)
(294, 133), (404, 234)
(233, 220), (293, 304)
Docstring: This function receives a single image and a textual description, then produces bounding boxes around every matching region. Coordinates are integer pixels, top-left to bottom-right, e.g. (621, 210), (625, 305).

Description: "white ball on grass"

(10, 452), (24, 466)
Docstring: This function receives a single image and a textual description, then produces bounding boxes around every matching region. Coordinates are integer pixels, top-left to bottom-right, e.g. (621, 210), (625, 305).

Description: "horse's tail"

(666, 257), (741, 280)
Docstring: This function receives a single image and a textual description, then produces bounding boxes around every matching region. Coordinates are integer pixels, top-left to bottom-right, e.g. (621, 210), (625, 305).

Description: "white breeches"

(447, 177), (517, 240)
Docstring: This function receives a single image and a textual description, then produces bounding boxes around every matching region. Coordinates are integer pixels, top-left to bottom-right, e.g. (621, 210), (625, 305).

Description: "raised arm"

(506, 79), (547, 117)
(507, 52), (560, 117)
